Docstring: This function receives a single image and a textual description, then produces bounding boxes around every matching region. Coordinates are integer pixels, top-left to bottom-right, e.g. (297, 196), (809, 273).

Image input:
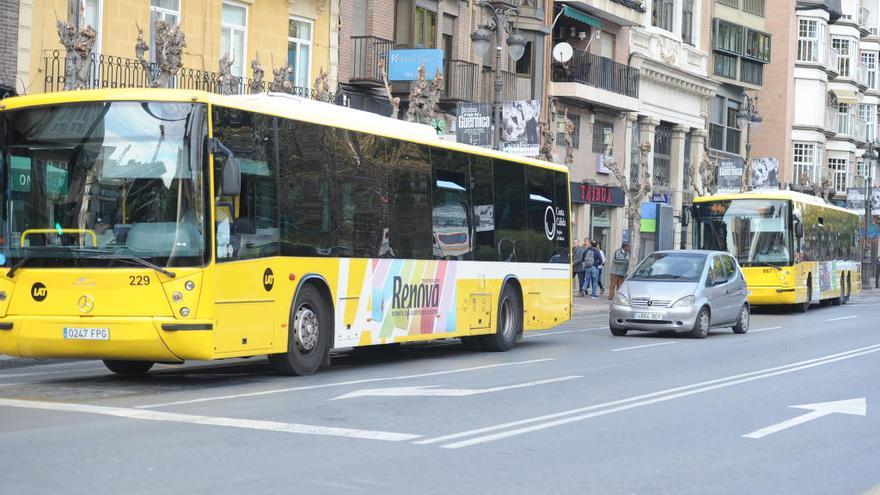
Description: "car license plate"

(633, 312), (663, 321)
(63, 327), (110, 340)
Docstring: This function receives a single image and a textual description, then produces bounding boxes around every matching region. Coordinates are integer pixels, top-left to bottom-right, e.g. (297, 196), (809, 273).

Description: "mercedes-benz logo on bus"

(77, 294), (95, 314)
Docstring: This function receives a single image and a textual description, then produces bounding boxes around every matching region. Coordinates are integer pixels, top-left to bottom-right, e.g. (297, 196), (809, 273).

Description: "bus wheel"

(481, 284), (522, 352)
(269, 284), (330, 376)
(832, 274), (844, 306)
(103, 360), (154, 375)
(842, 273), (851, 304)
(796, 277), (812, 313)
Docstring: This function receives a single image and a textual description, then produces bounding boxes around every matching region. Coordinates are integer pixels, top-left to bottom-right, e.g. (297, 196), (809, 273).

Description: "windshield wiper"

(94, 254), (176, 278)
(6, 255), (33, 278)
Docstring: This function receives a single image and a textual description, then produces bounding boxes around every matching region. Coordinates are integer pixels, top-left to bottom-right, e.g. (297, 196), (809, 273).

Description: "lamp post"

(470, 0), (526, 150)
(862, 142), (876, 285)
(736, 94), (763, 193)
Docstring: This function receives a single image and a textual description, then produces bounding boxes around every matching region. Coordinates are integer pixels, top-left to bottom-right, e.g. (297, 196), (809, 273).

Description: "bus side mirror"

(795, 222), (804, 239)
(221, 158), (241, 197)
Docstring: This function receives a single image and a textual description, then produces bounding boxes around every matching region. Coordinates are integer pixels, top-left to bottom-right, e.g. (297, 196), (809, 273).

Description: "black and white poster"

(751, 157), (780, 190)
(501, 100), (541, 157)
(847, 187), (880, 214)
(455, 102), (492, 147)
(716, 157), (744, 194)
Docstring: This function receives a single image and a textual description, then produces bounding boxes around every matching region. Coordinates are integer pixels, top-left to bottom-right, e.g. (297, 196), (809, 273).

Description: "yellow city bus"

(0, 89), (572, 375)
(691, 190), (861, 311)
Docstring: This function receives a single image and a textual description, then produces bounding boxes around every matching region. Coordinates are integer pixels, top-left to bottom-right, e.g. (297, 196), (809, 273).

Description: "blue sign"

(387, 49), (444, 81)
(651, 192), (670, 204)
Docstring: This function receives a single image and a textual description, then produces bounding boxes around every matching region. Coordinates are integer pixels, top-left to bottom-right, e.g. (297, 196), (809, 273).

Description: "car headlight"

(670, 295), (695, 308)
(613, 293), (630, 306)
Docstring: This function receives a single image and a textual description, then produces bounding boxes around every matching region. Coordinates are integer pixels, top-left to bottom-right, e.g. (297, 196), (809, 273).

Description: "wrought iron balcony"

(552, 51), (639, 99)
(481, 69), (533, 102)
(444, 59), (478, 102)
(351, 35), (394, 85)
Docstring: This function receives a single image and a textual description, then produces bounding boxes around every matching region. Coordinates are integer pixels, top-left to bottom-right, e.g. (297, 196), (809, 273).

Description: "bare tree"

(603, 141), (653, 272)
(378, 57), (400, 119)
(250, 55), (265, 94)
(135, 20), (185, 88)
(563, 108), (575, 165)
(538, 97), (557, 162)
(56, 20), (96, 90)
(688, 141), (717, 197)
(406, 65), (431, 123)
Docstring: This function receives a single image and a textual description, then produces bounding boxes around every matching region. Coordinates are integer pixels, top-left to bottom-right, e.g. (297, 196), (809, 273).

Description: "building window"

(793, 143), (817, 185)
(630, 120), (641, 188)
(150, 0), (180, 63)
(828, 157), (848, 193)
(556, 112), (580, 149)
(833, 37), (851, 78)
(515, 41), (533, 76)
(744, 29), (771, 63)
(414, 6), (437, 48)
(652, 0), (674, 32)
(592, 121), (614, 154)
(709, 95), (741, 154)
(221, 2), (247, 78)
(862, 51), (877, 90)
(741, 60), (764, 85)
(714, 20), (744, 56)
(395, 0), (437, 49)
(797, 18), (824, 63)
(858, 157), (870, 178)
(682, 0), (694, 45)
(743, 0), (765, 16)
(860, 103), (876, 140)
(714, 53), (738, 79)
(653, 125), (672, 188)
(288, 17), (313, 89)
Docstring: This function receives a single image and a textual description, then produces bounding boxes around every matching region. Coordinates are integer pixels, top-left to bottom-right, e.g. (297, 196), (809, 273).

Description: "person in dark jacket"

(572, 239), (586, 296)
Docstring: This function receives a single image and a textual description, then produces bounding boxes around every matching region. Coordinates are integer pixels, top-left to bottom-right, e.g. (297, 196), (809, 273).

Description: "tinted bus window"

(334, 130), (386, 258)
(432, 148), (473, 260)
(553, 171), (570, 262)
(526, 167), (556, 262)
(493, 160), (527, 262)
(471, 156), (495, 261)
(386, 140), (432, 259)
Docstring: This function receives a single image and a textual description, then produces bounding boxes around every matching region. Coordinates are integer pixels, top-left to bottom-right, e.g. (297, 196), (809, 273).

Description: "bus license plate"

(633, 312), (663, 321)
(63, 328), (110, 340)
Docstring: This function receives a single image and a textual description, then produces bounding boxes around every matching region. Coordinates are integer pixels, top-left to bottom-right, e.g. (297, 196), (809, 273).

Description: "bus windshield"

(0, 101), (208, 269)
(692, 199), (791, 267)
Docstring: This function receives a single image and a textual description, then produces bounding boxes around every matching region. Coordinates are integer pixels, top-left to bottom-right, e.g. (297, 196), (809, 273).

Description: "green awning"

(561, 5), (601, 29)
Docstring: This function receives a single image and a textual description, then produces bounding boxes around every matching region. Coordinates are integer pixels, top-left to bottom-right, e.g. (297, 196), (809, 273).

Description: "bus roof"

(692, 189), (856, 215)
(0, 88), (569, 174)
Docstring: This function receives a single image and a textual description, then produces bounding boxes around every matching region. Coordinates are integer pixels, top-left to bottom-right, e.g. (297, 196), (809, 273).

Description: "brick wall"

(0, 0), (20, 88)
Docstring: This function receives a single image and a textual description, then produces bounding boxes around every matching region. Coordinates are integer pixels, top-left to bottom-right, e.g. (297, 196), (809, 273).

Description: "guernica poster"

(716, 156), (744, 194)
(501, 100), (540, 157)
(455, 102), (492, 147)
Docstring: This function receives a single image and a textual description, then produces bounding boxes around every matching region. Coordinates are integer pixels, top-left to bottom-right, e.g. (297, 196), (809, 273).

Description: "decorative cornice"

(640, 65), (717, 97)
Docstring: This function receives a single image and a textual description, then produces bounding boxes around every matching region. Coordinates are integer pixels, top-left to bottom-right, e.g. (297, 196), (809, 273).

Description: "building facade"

(16, 0), (338, 96)
(2, 0), (20, 95)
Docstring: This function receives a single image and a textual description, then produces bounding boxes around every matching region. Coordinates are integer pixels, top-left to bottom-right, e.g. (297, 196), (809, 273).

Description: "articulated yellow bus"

(691, 190), (860, 311)
(0, 89), (571, 375)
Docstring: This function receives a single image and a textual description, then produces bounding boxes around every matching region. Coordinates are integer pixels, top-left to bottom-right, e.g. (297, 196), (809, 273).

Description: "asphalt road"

(1, 292), (879, 495)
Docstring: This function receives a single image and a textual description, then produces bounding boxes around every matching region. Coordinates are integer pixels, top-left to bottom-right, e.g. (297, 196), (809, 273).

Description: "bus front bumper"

(0, 316), (216, 362)
(747, 286), (802, 306)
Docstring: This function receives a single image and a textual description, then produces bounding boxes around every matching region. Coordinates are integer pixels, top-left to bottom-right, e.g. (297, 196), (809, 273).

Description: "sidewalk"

(572, 291), (612, 317)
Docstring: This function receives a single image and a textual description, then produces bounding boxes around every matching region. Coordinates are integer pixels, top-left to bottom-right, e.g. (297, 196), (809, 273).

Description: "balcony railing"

(551, 51), (640, 98)
(827, 46), (840, 75)
(481, 69), (532, 102)
(860, 7), (871, 29)
(351, 35), (393, 85)
(743, 0), (765, 16)
(825, 106), (838, 131)
(444, 59), (477, 101)
(43, 51), (334, 101)
(829, 108), (868, 140)
(857, 61), (871, 87)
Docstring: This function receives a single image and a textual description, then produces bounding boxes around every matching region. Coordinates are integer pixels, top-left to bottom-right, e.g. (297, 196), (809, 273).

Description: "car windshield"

(631, 253), (707, 282)
(0, 101), (208, 268)
(691, 199), (792, 267)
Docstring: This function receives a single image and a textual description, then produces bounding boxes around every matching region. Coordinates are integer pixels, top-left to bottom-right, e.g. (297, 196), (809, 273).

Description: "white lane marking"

(414, 343), (880, 447)
(523, 327), (608, 339)
(827, 315), (858, 322)
(439, 344), (880, 449)
(331, 376), (582, 400)
(750, 326), (783, 333)
(137, 358), (555, 409)
(610, 342), (678, 352)
(743, 398), (867, 439)
(0, 398), (420, 442)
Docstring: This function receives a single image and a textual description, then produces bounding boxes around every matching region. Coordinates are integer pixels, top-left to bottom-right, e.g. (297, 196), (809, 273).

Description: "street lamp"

(862, 141), (876, 286)
(470, 0), (525, 150)
(736, 94), (763, 192)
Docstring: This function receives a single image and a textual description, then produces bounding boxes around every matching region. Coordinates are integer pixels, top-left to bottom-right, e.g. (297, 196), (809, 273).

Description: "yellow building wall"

(25, 0), (332, 94)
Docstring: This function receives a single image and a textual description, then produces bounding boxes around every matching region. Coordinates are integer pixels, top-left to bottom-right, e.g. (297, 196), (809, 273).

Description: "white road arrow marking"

(743, 398), (867, 439)
(331, 375), (582, 400)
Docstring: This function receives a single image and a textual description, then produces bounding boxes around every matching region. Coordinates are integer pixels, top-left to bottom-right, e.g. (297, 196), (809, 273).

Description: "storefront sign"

(387, 49), (444, 81)
(570, 182), (625, 207)
(455, 102), (492, 147)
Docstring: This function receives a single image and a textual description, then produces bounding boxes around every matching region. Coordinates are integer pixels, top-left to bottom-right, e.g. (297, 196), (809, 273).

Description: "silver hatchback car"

(609, 250), (750, 338)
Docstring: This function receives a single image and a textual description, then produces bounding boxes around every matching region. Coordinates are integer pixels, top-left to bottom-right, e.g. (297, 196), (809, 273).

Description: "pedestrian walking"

(608, 242), (631, 300)
(572, 239), (586, 296)
(595, 242), (607, 296)
(581, 241), (600, 298)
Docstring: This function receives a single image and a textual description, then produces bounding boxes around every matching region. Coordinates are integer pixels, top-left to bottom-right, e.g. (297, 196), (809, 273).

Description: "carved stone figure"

(57, 21), (96, 90)
(250, 56), (265, 94)
(269, 65), (294, 93)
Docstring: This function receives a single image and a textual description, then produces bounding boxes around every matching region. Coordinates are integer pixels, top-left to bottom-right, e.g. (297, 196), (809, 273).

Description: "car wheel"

(481, 284), (522, 352)
(268, 284), (330, 376)
(689, 307), (710, 339)
(732, 304), (749, 334)
(103, 360), (154, 375)
(610, 327), (628, 337)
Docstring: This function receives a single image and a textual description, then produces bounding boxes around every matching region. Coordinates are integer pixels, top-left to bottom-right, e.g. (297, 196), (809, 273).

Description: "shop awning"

(832, 88), (860, 104)
(559, 5), (601, 29)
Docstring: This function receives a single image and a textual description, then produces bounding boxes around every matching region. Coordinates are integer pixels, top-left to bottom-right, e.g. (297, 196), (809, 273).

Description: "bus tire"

(832, 274), (844, 306)
(842, 273), (851, 304)
(481, 284), (522, 352)
(103, 360), (154, 375)
(460, 336), (484, 351)
(269, 284), (330, 376)
(796, 276), (812, 313)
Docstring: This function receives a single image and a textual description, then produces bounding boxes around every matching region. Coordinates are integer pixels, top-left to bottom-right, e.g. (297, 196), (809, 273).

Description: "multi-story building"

(16, 0), (338, 95)
(754, 0), (878, 199)
(2, 0), (20, 95)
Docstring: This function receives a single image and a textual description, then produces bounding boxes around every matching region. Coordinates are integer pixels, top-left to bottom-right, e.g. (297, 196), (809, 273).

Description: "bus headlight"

(613, 293), (630, 307)
(671, 295), (695, 308)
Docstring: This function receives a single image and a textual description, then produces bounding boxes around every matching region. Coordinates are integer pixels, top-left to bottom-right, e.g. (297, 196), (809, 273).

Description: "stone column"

(638, 116), (660, 185)
(670, 125), (688, 250)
